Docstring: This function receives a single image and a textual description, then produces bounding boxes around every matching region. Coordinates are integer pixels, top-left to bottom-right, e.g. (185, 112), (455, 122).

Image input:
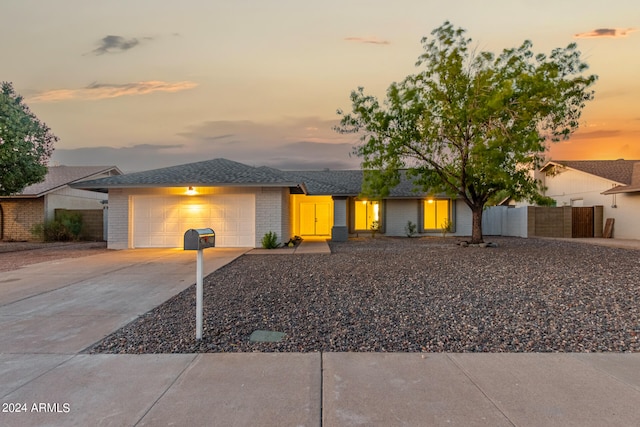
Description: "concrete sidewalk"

(2, 352), (639, 426)
(1, 244), (640, 426)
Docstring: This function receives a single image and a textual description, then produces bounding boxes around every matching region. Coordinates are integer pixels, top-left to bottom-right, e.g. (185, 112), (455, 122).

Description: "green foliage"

(58, 211), (83, 238)
(261, 231), (280, 249)
(31, 212), (83, 242)
(0, 82), (57, 196)
(440, 218), (453, 238)
(405, 220), (417, 237)
(336, 22), (597, 243)
(370, 220), (380, 238)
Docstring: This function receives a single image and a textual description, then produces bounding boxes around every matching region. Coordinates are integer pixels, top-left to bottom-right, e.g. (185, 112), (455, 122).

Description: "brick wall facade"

(0, 198), (45, 241)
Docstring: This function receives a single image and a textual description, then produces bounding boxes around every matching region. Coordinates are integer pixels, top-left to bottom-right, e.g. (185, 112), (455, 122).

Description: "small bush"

(30, 211), (83, 242)
(58, 211), (83, 239)
(440, 218), (453, 238)
(370, 220), (380, 238)
(405, 220), (417, 237)
(261, 231), (280, 249)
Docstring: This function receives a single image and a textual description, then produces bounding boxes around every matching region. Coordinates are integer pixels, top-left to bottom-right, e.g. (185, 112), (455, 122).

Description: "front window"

(423, 199), (451, 231)
(355, 200), (380, 231)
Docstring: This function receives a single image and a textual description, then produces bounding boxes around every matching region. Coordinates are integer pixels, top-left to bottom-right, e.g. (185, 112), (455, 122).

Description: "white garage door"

(132, 194), (255, 248)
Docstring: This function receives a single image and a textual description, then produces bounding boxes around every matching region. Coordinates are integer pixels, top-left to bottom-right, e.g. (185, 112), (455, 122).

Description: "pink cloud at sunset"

(29, 81), (198, 103)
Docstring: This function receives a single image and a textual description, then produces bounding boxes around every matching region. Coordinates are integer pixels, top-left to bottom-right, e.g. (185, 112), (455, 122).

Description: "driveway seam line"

(446, 354), (517, 427)
(133, 353), (199, 426)
(0, 354), (75, 400)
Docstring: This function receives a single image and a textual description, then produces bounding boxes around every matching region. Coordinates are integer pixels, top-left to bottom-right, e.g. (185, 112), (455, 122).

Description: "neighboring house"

(0, 166), (123, 241)
(540, 159), (640, 239)
(72, 158), (473, 249)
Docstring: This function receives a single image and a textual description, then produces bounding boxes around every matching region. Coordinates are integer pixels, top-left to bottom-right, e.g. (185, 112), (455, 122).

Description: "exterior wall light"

(186, 186), (197, 195)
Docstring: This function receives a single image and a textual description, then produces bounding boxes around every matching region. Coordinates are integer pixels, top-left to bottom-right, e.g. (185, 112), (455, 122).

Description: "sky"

(2, 0), (639, 172)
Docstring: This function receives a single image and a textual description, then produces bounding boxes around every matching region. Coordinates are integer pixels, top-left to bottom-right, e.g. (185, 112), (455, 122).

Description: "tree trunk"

(470, 205), (484, 244)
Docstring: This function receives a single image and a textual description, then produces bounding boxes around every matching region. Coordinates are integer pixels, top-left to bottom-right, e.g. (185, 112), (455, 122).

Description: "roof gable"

(12, 166), (122, 197)
(74, 158), (299, 189)
(542, 160), (640, 185)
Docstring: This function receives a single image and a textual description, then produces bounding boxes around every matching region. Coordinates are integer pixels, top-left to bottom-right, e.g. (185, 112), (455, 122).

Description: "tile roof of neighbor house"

(8, 166), (122, 197)
(73, 158), (302, 189)
(543, 160), (640, 185)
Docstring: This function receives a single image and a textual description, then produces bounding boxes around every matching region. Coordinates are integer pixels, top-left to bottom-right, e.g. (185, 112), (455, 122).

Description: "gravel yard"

(88, 237), (640, 354)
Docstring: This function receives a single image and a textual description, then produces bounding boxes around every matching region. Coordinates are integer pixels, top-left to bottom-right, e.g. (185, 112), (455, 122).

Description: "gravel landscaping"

(88, 237), (639, 354)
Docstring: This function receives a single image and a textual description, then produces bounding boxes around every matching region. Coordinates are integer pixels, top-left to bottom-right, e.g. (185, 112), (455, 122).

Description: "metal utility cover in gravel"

(87, 237), (640, 354)
(249, 330), (286, 342)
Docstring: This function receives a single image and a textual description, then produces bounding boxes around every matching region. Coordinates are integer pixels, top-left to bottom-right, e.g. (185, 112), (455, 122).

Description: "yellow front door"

(300, 202), (331, 236)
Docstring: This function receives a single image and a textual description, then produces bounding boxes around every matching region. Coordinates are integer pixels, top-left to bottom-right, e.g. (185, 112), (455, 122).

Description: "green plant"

(440, 218), (453, 238)
(405, 220), (417, 237)
(30, 211), (83, 242)
(370, 220), (380, 238)
(30, 220), (70, 241)
(57, 211), (83, 239)
(261, 231), (279, 249)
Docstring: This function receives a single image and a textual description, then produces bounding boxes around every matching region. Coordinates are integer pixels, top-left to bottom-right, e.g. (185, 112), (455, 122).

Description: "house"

(0, 166), (123, 241)
(540, 159), (640, 239)
(72, 158), (472, 249)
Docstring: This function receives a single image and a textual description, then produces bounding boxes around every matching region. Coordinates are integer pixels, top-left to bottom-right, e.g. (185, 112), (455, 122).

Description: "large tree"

(336, 22), (597, 243)
(0, 82), (57, 196)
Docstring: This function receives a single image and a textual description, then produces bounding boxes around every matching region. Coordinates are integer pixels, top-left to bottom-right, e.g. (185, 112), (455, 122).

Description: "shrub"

(30, 211), (83, 242)
(405, 220), (417, 237)
(58, 211), (83, 239)
(370, 220), (380, 238)
(261, 231), (279, 249)
(440, 218), (453, 238)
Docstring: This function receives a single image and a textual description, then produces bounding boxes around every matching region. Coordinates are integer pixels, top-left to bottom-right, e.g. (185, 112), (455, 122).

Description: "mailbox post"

(184, 228), (215, 340)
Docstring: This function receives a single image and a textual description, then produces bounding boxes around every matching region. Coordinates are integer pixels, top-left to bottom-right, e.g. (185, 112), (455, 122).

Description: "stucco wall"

(384, 199), (419, 236)
(45, 188), (107, 221)
(606, 193), (640, 239)
(544, 168), (640, 239)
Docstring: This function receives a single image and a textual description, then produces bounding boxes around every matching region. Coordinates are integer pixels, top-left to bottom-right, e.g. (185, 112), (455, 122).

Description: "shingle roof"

(543, 160), (640, 185)
(284, 170), (434, 197)
(73, 158), (300, 189)
(10, 166), (121, 197)
(602, 162), (640, 194)
(72, 158), (442, 198)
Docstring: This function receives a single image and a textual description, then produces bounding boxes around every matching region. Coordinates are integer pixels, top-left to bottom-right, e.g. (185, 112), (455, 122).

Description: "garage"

(132, 194), (255, 248)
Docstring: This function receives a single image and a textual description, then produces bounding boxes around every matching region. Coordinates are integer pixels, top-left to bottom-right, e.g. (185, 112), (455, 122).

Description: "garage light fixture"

(186, 186), (197, 195)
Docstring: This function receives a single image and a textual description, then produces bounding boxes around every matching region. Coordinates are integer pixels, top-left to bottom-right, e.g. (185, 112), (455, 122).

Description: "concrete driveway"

(2, 245), (640, 426)
(0, 247), (247, 354)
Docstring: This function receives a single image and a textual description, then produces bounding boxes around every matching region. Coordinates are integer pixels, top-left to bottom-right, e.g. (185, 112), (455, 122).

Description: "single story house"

(0, 166), (122, 241)
(540, 159), (640, 239)
(73, 158), (472, 249)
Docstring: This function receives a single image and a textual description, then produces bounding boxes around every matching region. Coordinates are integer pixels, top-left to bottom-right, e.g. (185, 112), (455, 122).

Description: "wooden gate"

(572, 207), (593, 238)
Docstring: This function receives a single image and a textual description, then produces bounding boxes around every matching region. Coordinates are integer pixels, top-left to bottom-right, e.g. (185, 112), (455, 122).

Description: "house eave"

(602, 186), (640, 195)
(71, 182), (301, 190)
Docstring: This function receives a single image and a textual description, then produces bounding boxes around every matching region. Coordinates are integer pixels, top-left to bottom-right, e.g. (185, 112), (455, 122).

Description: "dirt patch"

(0, 241), (109, 272)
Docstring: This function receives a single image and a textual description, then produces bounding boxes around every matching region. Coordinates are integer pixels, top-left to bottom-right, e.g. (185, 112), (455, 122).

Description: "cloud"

(29, 80), (198, 103)
(89, 35), (149, 55)
(52, 117), (363, 172)
(574, 28), (637, 39)
(344, 36), (390, 45)
(569, 129), (622, 140)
